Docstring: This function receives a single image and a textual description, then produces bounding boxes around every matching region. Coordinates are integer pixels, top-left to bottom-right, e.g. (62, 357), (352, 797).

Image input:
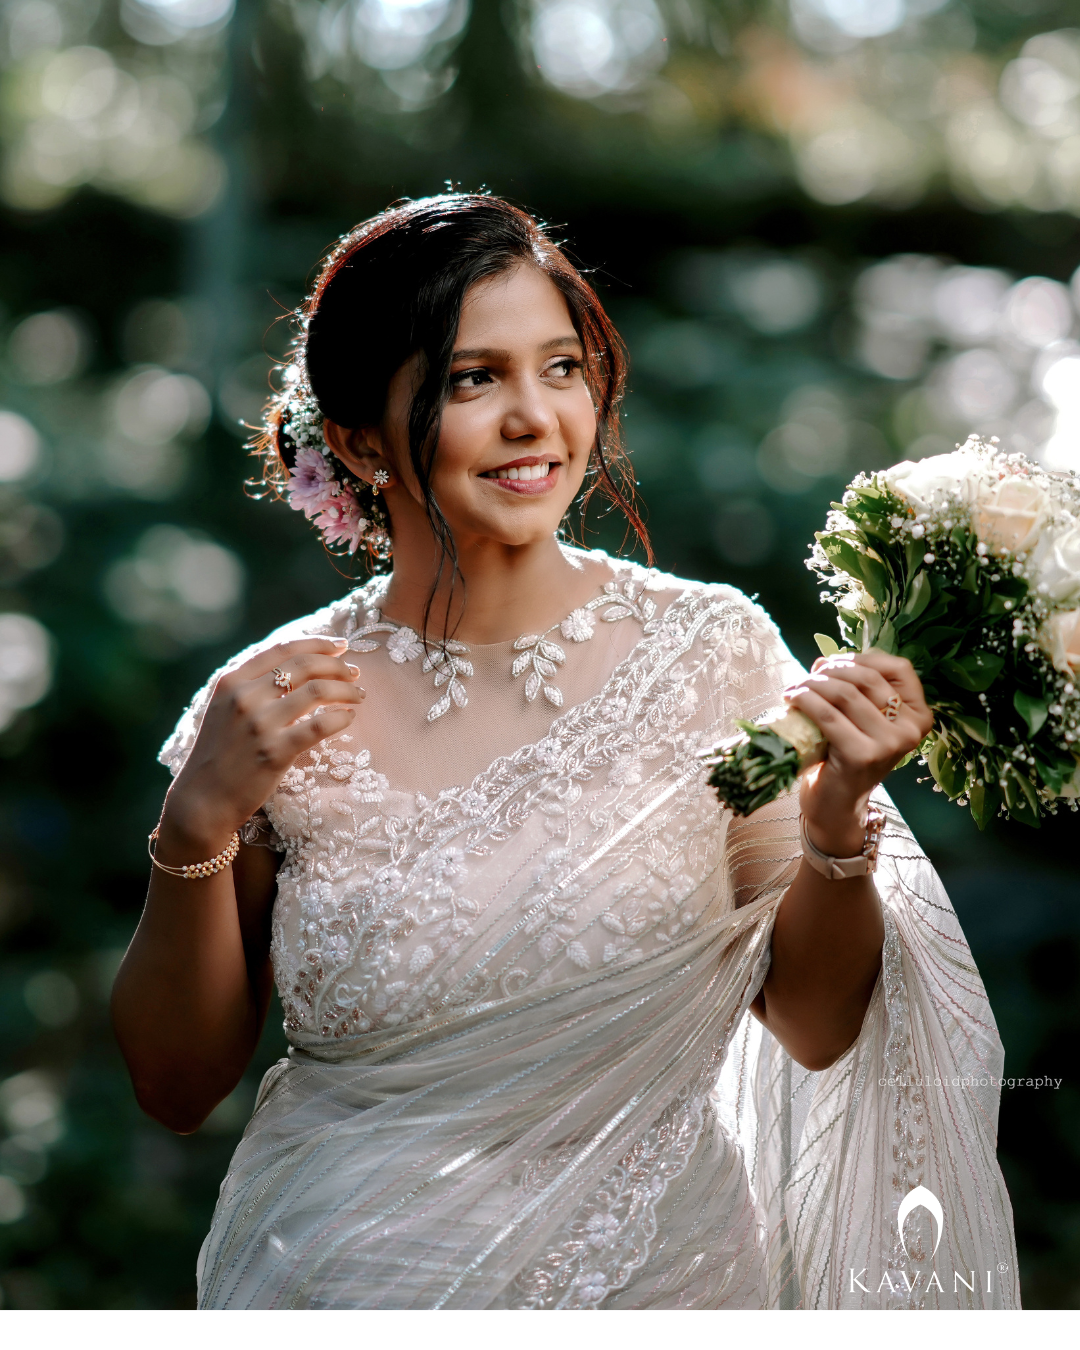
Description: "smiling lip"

(479, 456), (560, 496)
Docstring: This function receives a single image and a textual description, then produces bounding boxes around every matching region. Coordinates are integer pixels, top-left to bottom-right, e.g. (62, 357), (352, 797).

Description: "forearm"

(754, 858), (884, 1072)
(111, 816), (268, 1132)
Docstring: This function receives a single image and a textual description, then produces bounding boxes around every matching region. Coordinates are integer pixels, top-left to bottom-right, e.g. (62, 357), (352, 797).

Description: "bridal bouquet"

(703, 436), (1080, 827)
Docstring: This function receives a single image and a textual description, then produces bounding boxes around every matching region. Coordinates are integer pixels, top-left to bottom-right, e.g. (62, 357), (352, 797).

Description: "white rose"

(881, 450), (995, 515)
(1039, 607), (1080, 673)
(973, 476), (1050, 554)
(1029, 524), (1080, 603)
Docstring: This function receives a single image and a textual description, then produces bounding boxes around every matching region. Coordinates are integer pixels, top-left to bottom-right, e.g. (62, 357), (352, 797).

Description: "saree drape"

(161, 558), (1019, 1308)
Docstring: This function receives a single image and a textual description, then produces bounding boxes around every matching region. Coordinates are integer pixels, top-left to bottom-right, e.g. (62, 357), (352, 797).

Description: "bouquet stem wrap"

(702, 436), (1080, 826)
(704, 709), (825, 817)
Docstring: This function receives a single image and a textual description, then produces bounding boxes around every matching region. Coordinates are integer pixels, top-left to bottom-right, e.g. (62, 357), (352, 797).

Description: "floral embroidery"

(342, 571), (658, 721)
(510, 580), (658, 709)
(510, 1093), (708, 1309)
(386, 627), (424, 663)
(561, 607), (596, 642)
(161, 556), (785, 1047)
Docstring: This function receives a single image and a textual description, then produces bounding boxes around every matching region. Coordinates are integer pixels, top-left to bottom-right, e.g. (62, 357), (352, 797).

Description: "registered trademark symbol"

(997, 1263), (1009, 1273)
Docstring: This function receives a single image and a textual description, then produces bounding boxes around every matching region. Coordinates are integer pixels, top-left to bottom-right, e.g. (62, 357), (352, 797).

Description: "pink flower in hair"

(287, 447), (339, 519)
(315, 486), (369, 554)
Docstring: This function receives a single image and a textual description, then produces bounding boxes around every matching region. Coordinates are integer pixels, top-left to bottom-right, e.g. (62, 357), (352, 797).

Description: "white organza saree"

(160, 552), (1019, 1309)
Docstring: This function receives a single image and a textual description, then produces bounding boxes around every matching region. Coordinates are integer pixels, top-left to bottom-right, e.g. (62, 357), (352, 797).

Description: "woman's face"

(378, 263), (598, 549)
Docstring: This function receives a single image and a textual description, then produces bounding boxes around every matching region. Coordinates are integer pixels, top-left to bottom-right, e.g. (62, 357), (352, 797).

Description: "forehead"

(455, 264), (576, 346)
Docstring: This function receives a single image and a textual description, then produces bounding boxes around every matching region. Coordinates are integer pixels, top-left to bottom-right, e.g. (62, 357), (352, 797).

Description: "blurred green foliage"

(1, 0), (1079, 1310)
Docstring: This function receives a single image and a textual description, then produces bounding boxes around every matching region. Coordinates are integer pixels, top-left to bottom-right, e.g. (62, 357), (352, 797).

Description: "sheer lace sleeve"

(156, 602), (344, 853)
(157, 595), (350, 778)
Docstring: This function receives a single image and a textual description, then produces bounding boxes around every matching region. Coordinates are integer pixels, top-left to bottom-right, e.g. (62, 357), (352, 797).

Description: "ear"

(323, 421), (398, 489)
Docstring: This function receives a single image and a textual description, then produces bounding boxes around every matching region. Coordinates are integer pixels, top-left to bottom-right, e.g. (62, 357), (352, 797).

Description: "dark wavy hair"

(256, 192), (650, 630)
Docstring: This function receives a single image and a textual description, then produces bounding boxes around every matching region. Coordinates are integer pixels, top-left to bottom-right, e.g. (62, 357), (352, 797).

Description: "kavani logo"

(897, 1185), (943, 1260)
(849, 1183), (1000, 1298)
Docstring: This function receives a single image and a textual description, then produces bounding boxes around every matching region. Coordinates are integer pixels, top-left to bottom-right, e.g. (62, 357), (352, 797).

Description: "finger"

(855, 651), (928, 709)
(791, 658), (896, 714)
(273, 678), (367, 722)
(788, 682), (925, 769)
(784, 687), (878, 761)
(786, 675), (887, 741)
(857, 654), (933, 735)
(226, 637), (351, 687)
(282, 706), (358, 756)
(258, 653), (363, 697)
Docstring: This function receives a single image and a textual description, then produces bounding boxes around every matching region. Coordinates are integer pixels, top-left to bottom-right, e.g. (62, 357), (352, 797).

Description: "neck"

(378, 532), (605, 645)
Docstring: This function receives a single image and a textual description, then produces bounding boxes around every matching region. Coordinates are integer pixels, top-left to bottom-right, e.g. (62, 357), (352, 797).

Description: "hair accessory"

(881, 693), (902, 722)
(272, 666), (293, 695)
(372, 468), (390, 495)
(148, 826), (241, 881)
(263, 360), (393, 563)
(799, 806), (886, 880)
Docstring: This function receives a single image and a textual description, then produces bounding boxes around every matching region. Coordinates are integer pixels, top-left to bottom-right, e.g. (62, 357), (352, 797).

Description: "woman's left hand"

(785, 650), (933, 858)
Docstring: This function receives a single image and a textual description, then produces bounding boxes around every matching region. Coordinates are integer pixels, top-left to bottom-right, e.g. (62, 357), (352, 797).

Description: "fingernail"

(332, 638), (349, 647)
(345, 662), (360, 676)
(357, 687), (366, 698)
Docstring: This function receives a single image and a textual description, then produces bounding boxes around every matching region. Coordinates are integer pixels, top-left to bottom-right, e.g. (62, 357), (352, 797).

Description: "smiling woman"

(111, 193), (1019, 1309)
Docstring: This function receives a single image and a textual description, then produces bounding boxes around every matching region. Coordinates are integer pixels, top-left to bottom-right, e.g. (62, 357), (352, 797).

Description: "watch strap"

(800, 807), (886, 881)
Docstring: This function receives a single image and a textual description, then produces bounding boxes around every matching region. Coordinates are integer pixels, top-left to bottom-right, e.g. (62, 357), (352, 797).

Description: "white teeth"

(486, 463), (555, 481)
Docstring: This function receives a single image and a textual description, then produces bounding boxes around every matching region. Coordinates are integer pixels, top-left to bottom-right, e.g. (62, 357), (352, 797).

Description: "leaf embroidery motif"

(345, 576), (655, 720)
(508, 584), (654, 710)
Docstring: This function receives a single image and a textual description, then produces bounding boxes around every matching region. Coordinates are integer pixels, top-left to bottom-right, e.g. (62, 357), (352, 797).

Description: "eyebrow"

(450, 335), (583, 362)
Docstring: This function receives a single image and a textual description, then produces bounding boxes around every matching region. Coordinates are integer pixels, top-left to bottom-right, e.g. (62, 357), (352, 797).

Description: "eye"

(450, 366), (493, 390)
(545, 357), (582, 379)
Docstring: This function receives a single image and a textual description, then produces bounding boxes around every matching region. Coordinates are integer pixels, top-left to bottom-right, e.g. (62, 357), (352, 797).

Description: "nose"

(501, 373), (559, 443)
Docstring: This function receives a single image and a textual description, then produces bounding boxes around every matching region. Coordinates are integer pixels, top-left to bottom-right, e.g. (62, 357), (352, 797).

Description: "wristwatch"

(799, 806), (886, 880)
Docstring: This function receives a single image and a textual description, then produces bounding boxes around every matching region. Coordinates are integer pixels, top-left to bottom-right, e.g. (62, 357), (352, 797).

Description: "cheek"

(433, 401), (492, 475)
(566, 389), (598, 453)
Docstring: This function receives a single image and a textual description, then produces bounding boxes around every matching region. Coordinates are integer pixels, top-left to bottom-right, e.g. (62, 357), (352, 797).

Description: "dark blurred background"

(1, 0), (1079, 1310)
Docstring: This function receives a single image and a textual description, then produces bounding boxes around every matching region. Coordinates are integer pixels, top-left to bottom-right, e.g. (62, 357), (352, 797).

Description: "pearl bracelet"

(148, 825), (241, 880)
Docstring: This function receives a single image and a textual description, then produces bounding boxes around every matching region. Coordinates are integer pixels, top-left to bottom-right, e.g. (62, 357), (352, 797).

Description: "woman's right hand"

(159, 637), (365, 855)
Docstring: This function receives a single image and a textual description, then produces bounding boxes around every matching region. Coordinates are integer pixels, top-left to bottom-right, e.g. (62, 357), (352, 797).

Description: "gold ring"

(881, 693), (902, 722)
(272, 666), (293, 696)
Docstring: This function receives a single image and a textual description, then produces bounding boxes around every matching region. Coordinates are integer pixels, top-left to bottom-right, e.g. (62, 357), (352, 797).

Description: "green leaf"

(874, 619), (899, 655)
(899, 641), (929, 669)
(928, 737), (966, 797)
(1013, 690), (1048, 736)
(1001, 765), (1041, 828)
(858, 555), (890, 606)
(814, 632), (840, 657)
(912, 625), (966, 653)
(1033, 756), (1066, 796)
(821, 538), (868, 582)
(896, 569), (932, 627)
(967, 779), (1001, 831)
(941, 650), (1005, 692)
(952, 713), (992, 746)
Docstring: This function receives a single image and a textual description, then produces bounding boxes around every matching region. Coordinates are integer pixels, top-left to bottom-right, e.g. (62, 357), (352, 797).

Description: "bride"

(111, 193), (1019, 1309)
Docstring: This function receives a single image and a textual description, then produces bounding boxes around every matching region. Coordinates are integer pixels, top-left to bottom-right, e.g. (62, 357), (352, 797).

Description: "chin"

(459, 501), (574, 546)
